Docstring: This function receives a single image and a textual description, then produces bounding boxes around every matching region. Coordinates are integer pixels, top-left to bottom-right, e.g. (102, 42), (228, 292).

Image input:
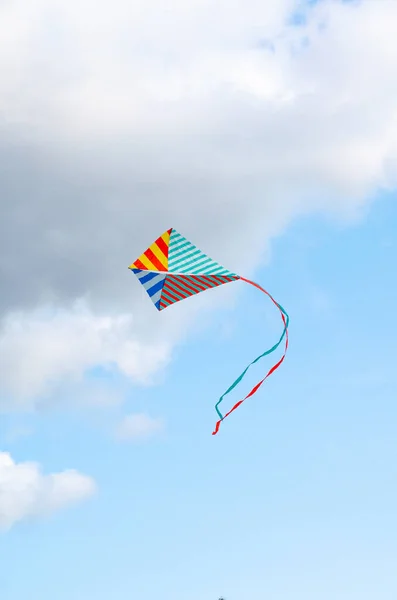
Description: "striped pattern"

(129, 228), (241, 312)
(129, 229), (171, 272)
(159, 274), (240, 310)
(131, 269), (166, 310)
(167, 229), (237, 277)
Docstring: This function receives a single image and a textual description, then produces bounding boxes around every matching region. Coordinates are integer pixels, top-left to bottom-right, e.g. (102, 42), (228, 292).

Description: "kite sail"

(129, 228), (289, 435)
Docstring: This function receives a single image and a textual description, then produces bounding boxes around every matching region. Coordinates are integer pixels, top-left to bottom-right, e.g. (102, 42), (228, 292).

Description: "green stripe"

(174, 254), (216, 272)
(199, 265), (228, 276)
(169, 231), (184, 243)
(168, 231), (185, 250)
(215, 300), (289, 421)
(167, 279), (199, 299)
(168, 230), (216, 269)
(178, 259), (217, 273)
(168, 228), (237, 276)
(161, 289), (182, 305)
(187, 257), (213, 273)
(160, 295), (172, 309)
(164, 285), (186, 302)
(168, 277), (216, 298)
(161, 275), (225, 307)
(168, 248), (202, 262)
(168, 244), (191, 257)
(168, 248), (202, 268)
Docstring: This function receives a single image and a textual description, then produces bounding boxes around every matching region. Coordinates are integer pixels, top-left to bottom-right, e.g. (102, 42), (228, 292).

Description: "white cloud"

(0, 304), (172, 404)
(115, 413), (164, 441)
(0, 280), (232, 409)
(0, 452), (96, 531)
(1, 0), (397, 409)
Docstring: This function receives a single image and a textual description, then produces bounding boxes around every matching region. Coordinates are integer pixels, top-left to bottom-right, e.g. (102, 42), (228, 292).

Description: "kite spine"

(212, 277), (289, 435)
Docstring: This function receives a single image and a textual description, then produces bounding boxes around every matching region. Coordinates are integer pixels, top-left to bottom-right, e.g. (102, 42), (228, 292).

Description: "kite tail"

(212, 277), (289, 435)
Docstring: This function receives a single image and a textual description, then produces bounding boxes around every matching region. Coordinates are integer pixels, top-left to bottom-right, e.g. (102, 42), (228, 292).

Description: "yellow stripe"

(161, 230), (171, 268)
(128, 257), (146, 270)
(161, 230), (171, 247)
(129, 229), (171, 272)
(139, 253), (158, 271)
(127, 254), (156, 271)
(150, 241), (168, 269)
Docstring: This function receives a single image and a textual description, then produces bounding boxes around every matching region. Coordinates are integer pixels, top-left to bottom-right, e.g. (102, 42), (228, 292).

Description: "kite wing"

(129, 228), (289, 435)
(129, 228), (240, 311)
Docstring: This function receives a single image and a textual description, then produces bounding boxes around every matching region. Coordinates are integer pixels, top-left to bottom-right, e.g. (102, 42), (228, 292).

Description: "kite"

(129, 228), (289, 435)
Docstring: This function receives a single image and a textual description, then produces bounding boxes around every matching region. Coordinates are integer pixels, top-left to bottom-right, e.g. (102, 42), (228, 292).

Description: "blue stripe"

(131, 268), (166, 309)
(146, 277), (165, 297)
(149, 287), (163, 306)
(139, 271), (160, 285)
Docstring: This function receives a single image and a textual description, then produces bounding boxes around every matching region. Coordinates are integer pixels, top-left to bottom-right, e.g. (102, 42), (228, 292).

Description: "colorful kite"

(129, 228), (289, 435)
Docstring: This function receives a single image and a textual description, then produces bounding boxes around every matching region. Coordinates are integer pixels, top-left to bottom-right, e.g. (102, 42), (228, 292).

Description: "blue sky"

(2, 0), (397, 598)
(1, 192), (396, 600)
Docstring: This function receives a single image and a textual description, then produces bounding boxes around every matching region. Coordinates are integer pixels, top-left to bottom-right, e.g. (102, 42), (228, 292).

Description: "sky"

(0, 0), (397, 598)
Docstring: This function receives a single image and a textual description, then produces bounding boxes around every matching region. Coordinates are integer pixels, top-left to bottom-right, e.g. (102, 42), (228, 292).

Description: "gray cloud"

(1, 98), (392, 318)
(1, 0), (397, 405)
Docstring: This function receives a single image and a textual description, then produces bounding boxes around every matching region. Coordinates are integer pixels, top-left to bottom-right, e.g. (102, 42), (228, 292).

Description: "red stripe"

(162, 286), (182, 304)
(212, 275), (238, 284)
(210, 275), (227, 284)
(198, 275), (224, 286)
(155, 236), (169, 258)
(160, 274), (227, 310)
(199, 274), (236, 287)
(145, 247), (166, 271)
(159, 296), (171, 310)
(166, 277), (198, 299)
(134, 258), (146, 270)
(170, 275), (209, 293)
(178, 275), (209, 292)
(212, 278), (289, 435)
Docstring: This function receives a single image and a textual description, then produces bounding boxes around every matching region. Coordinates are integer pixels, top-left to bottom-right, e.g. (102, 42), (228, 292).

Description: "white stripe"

(150, 288), (163, 305)
(142, 275), (164, 292)
(169, 250), (204, 270)
(135, 270), (162, 282)
(179, 257), (212, 273)
(168, 240), (192, 256)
